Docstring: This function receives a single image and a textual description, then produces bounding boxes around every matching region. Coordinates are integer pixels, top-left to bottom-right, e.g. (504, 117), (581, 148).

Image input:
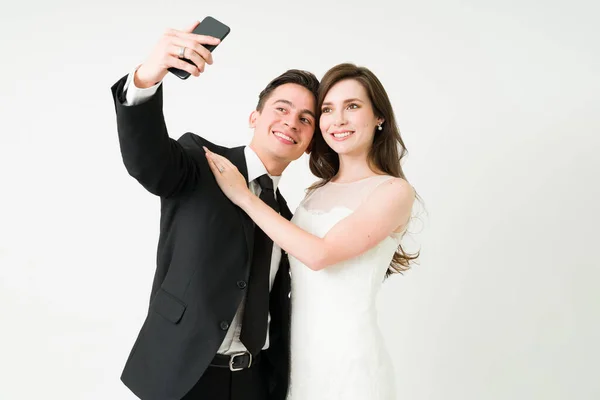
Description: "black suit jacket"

(111, 75), (292, 400)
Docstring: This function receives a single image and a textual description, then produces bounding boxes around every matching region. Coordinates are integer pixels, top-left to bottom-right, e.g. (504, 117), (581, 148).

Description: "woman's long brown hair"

(308, 63), (419, 275)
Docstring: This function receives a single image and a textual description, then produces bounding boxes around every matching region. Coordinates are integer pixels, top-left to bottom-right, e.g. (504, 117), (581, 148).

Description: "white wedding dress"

(286, 175), (404, 400)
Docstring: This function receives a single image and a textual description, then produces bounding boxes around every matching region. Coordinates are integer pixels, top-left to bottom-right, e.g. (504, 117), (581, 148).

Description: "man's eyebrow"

(274, 99), (316, 120)
(274, 99), (293, 107)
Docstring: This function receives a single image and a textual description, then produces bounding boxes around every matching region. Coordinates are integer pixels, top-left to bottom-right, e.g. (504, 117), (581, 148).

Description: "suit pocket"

(151, 288), (187, 324)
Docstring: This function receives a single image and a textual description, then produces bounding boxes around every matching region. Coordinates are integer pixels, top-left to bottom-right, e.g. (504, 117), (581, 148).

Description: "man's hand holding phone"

(134, 21), (220, 88)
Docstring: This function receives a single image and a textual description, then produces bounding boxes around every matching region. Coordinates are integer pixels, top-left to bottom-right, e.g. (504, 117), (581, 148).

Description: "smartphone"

(168, 16), (230, 80)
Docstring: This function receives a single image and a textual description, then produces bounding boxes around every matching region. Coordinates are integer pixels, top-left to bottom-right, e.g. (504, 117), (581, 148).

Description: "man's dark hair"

(256, 69), (319, 111)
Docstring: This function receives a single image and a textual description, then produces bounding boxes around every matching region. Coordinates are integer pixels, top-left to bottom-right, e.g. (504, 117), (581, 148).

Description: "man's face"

(249, 83), (316, 169)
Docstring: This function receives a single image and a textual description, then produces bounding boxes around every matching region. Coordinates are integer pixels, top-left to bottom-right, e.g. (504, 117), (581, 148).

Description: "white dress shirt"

(123, 69), (283, 354)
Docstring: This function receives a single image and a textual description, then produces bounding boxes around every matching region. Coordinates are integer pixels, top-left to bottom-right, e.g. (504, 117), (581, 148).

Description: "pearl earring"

(377, 123), (383, 131)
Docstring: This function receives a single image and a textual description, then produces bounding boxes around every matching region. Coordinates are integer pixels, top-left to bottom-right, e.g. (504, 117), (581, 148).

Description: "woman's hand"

(203, 147), (252, 206)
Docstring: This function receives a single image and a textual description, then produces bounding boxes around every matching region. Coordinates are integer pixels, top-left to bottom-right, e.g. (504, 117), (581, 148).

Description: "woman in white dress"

(204, 63), (418, 400)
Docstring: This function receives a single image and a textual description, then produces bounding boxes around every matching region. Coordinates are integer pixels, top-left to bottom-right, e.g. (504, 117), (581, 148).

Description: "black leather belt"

(210, 351), (260, 371)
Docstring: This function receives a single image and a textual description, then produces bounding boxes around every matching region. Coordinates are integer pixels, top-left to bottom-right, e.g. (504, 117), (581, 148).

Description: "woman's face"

(319, 79), (383, 157)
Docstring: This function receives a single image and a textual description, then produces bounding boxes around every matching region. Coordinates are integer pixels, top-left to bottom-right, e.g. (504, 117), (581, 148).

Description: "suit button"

(220, 321), (230, 331)
(237, 280), (247, 289)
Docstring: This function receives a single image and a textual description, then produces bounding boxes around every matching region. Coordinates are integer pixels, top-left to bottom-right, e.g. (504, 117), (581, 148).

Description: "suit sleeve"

(110, 74), (200, 198)
(123, 68), (162, 106)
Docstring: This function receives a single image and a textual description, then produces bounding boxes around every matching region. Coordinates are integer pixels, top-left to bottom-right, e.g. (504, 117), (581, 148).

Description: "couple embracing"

(111, 20), (417, 400)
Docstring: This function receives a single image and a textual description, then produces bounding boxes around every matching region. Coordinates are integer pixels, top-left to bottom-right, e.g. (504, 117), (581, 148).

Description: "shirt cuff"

(123, 66), (162, 106)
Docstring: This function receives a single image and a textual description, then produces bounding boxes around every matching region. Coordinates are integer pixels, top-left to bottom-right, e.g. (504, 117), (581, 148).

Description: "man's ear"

(249, 110), (258, 128)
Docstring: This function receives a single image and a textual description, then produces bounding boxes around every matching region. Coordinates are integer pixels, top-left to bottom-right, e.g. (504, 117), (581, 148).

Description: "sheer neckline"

(328, 174), (391, 185)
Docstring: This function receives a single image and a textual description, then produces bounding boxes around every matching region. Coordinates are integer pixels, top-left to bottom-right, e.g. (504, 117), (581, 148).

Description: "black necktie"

(240, 174), (280, 355)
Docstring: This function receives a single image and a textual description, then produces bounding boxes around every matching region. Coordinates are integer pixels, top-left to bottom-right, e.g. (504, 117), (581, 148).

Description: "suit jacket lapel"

(226, 146), (294, 273)
(227, 147), (292, 386)
(227, 146), (255, 263)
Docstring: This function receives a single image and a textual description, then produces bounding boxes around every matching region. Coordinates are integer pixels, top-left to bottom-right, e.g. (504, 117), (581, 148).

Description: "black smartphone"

(168, 16), (230, 80)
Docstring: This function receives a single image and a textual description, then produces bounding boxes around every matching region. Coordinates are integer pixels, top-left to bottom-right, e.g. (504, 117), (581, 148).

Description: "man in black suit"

(110, 21), (319, 400)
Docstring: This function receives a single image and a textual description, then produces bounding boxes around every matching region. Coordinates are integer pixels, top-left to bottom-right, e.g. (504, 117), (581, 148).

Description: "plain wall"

(1, 0), (598, 398)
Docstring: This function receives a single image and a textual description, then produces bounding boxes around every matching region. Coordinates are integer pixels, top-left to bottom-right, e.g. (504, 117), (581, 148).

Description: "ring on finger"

(178, 46), (186, 59)
(218, 166), (225, 173)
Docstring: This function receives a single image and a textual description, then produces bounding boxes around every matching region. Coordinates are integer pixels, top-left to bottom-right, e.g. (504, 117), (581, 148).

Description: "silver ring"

(218, 166), (225, 173)
(178, 46), (186, 59)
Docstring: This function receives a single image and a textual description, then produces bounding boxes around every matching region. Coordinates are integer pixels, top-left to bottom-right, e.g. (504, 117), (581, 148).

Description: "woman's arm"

(204, 148), (414, 270)
(240, 178), (413, 270)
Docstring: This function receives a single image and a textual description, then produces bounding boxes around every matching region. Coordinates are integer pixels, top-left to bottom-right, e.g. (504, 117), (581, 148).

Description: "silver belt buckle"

(229, 351), (252, 371)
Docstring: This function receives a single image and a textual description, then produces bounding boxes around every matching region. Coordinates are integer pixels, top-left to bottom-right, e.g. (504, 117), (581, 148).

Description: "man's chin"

(266, 142), (294, 155)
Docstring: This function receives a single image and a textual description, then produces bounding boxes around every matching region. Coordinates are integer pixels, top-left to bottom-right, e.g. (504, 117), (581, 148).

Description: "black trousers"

(181, 354), (268, 400)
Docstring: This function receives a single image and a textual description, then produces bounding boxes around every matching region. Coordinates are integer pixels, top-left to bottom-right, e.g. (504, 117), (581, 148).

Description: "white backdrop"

(1, 0), (598, 399)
